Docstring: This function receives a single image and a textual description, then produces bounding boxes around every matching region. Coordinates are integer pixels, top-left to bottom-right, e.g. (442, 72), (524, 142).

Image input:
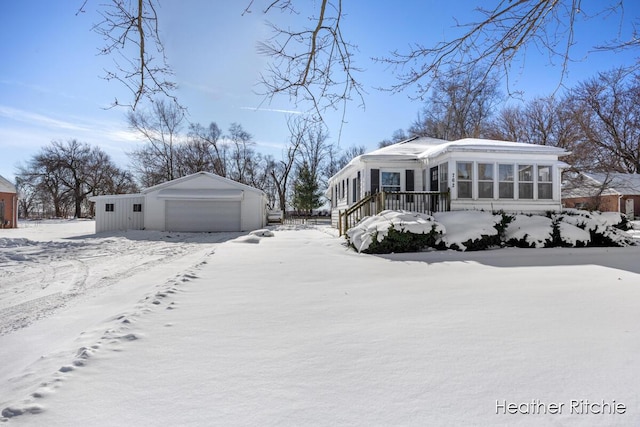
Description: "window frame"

(456, 161), (473, 199)
(439, 163), (448, 193)
(105, 203), (115, 212)
(498, 164), (514, 199)
(518, 164), (534, 199)
(380, 171), (401, 193)
(537, 165), (553, 200)
(477, 163), (494, 199)
(133, 203), (142, 212)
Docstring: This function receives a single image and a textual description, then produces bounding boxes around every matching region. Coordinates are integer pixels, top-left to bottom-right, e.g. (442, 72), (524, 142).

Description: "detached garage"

(91, 172), (268, 233)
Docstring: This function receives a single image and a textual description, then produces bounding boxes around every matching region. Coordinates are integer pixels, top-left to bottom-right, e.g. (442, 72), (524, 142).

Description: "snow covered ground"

(1, 219), (640, 426)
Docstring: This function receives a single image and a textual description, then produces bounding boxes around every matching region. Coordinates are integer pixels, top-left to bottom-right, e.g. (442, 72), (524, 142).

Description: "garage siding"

(165, 200), (241, 232)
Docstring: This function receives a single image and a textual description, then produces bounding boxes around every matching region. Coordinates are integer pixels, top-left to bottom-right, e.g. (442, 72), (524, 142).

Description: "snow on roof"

(334, 137), (447, 174)
(588, 173), (640, 195)
(89, 193), (144, 201)
(563, 172), (640, 198)
(0, 174), (16, 193)
(142, 171), (265, 196)
(330, 137), (569, 181)
(418, 138), (569, 159)
(362, 136), (447, 157)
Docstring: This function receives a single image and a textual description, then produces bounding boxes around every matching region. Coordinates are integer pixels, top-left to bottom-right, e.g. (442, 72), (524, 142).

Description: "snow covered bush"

(433, 211), (507, 251)
(346, 209), (636, 253)
(346, 210), (444, 253)
(552, 210), (635, 247)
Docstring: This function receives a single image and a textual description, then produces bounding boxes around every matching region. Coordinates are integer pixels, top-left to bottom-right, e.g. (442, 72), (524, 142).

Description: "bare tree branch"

(92, 0), (180, 110)
(250, 0), (365, 122)
(376, 0), (634, 99)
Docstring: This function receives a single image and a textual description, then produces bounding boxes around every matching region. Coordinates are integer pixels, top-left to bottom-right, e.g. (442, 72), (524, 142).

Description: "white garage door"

(165, 200), (241, 232)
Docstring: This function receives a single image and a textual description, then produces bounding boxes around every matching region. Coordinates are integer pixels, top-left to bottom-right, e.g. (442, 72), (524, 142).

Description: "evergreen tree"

(292, 162), (323, 215)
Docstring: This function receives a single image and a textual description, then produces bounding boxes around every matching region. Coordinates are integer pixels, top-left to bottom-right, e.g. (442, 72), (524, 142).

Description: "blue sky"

(1, 1), (639, 182)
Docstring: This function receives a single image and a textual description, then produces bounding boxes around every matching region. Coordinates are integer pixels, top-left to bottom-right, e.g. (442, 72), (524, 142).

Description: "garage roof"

(142, 171), (265, 196)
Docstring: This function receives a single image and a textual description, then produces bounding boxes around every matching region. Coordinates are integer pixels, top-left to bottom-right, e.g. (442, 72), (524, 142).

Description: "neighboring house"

(0, 174), (18, 229)
(328, 136), (570, 231)
(562, 172), (640, 219)
(90, 171), (268, 233)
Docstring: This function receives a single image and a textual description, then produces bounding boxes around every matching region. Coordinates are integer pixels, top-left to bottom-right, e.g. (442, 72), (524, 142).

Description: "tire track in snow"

(0, 233), (231, 336)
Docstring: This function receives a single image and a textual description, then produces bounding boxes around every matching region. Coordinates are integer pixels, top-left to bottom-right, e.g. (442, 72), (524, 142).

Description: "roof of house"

(563, 172), (640, 198)
(330, 137), (570, 181)
(361, 136), (447, 158)
(0, 175), (16, 194)
(417, 138), (569, 158)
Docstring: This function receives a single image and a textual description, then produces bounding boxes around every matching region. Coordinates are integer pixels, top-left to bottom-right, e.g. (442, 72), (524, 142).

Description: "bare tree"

(269, 116), (308, 212)
(570, 67), (640, 173)
(378, 129), (408, 148)
(381, 1), (636, 97)
(298, 119), (330, 186)
(15, 175), (39, 219)
(16, 140), (130, 218)
(185, 122), (226, 176)
(409, 69), (502, 139)
(128, 99), (185, 186)
(227, 123), (256, 184)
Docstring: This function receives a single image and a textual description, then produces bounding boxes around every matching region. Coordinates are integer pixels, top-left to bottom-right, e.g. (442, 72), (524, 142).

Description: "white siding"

(92, 173), (268, 234)
(93, 196), (145, 233)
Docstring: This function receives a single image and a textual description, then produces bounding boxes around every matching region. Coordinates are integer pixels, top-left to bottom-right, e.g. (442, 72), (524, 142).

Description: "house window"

(518, 164), (534, 199)
(478, 163), (494, 199)
(538, 165), (553, 199)
(105, 203), (115, 212)
(456, 162), (472, 198)
(381, 172), (401, 192)
(498, 164), (514, 199)
(133, 204), (142, 212)
(439, 163), (448, 193)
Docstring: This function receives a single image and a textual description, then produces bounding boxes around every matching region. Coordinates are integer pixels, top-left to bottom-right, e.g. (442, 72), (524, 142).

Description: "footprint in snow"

(1, 404), (44, 419)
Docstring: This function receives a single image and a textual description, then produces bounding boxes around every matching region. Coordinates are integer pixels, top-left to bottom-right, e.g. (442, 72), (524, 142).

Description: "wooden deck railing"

(338, 190), (450, 236)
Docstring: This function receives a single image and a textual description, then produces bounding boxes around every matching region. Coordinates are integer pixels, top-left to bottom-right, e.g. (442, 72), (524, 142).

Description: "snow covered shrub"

(434, 211), (503, 251)
(363, 224), (442, 254)
(346, 210), (444, 253)
(554, 210), (635, 247)
(346, 209), (635, 254)
(504, 215), (553, 248)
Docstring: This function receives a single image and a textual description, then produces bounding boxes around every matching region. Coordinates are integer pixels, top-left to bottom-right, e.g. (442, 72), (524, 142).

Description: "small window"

(478, 163), (494, 199)
(381, 171), (401, 192)
(105, 203), (115, 212)
(518, 165), (534, 199)
(538, 166), (553, 199)
(133, 204), (142, 212)
(456, 162), (472, 199)
(498, 164), (514, 199)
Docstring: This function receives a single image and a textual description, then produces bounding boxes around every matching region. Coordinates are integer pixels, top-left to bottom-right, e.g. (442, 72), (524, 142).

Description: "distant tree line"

(14, 103), (362, 219)
(381, 66), (640, 176)
(16, 65), (640, 219)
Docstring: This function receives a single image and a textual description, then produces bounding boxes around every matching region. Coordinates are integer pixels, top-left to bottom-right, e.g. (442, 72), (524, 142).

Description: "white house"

(90, 172), (268, 233)
(329, 136), (570, 230)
